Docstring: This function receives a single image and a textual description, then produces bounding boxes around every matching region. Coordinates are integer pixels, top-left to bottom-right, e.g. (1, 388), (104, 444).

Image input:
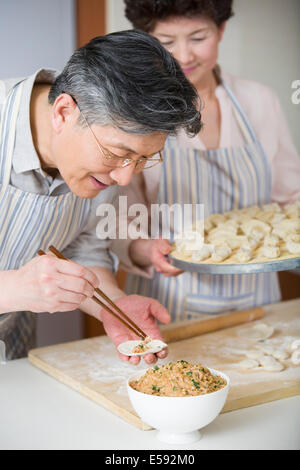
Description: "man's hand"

(12, 254), (98, 313)
(101, 294), (171, 365)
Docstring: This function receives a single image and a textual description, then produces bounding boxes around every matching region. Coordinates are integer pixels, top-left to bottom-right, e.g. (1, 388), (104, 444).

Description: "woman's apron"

(0, 80), (91, 359)
(125, 81), (281, 322)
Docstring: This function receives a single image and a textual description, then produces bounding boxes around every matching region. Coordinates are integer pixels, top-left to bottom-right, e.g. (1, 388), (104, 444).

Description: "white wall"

(107, 0), (300, 152)
(219, 0), (300, 152)
(0, 0), (75, 77)
(0, 0), (83, 347)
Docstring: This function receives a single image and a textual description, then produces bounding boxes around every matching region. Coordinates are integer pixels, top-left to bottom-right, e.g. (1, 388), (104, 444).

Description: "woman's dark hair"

(124, 0), (234, 32)
(49, 30), (201, 136)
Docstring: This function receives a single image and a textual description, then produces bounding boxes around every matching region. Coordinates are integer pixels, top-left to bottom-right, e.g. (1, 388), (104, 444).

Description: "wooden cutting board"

(29, 299), (300, 430)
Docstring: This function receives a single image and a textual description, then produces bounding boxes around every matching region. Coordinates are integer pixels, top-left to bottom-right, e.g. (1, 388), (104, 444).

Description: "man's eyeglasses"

(69, 94), (163, 170)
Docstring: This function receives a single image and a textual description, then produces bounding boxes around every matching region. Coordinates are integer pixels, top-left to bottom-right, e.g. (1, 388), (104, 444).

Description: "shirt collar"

(12, 68), (59, 175)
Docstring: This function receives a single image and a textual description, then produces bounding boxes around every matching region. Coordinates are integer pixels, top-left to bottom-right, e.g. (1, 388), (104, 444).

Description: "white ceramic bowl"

(127, 367), (230, 445)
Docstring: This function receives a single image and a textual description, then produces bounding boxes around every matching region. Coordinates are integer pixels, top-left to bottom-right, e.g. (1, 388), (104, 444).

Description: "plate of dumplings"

(170, 201), (300, 274)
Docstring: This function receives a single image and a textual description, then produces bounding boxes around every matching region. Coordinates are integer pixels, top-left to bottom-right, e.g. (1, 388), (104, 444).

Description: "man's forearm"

(0, 270), (20, 314)
(79, 266), (125, 320)
(0, 266), (125, 319)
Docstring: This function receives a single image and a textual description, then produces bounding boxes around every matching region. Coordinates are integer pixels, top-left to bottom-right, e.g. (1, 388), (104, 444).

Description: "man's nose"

(110, 163), (136, 186)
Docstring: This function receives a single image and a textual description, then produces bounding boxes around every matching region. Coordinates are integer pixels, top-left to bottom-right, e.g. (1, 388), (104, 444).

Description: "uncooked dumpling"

(272, 217), (300, 239)
(211, 243), (232, 262)
(226, 236), (248, 250)
(259, 356), (284, 371)
(234, 248), (252, 263)
(284, 203), (299, 219)
(285, 238), (300, 255)
(272, 226), (288, 239)
(175, 230), (204, 252)
(241, 237), (259, 251)
(291, 350), (300, 365)
(241, 219), (271, 239)
(191, 244), (213, 261)
(239, 359), (259, 369)
(204, 218), (213, 232)
(240, 205), (260, 218)
(262, 202), (282, 213)
(290, 339), (300, 351)
(283, 218), (300, 230)
(263, 234), (280, 247)
(270, 213), (286, 225)
(260, 246), (280, 259)
(255, 211), (273, 223)
(208, 213), (227, 227)
(117, 339), (167, 356)
(271, 349), (289, 361)
(237, 323), (274, 341)
(208, 224), (237, 239)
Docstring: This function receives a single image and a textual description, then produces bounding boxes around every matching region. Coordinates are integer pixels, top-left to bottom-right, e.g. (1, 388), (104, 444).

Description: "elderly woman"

(112, 0), (300, 322)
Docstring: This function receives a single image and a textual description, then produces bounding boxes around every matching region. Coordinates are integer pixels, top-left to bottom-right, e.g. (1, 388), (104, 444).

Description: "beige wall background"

(107, 0), (300, 152)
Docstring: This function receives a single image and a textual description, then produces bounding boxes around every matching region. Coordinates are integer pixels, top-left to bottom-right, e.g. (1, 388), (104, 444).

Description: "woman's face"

(152, 16), (225, 88)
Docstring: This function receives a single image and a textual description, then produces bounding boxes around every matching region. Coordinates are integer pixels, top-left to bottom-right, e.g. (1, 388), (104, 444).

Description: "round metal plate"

(168, 254), (300, 274)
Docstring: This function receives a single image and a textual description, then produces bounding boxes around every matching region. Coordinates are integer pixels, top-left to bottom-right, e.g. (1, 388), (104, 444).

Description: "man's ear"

(51, 93), (78, 133)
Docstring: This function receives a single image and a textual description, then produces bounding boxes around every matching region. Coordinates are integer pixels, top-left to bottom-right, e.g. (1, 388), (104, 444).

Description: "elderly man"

(0, 30), (201, 362)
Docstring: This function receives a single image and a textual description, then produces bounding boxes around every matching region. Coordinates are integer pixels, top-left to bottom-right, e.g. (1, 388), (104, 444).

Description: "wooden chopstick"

(48, 246), (147, 339)
(37, 248), (147, 340)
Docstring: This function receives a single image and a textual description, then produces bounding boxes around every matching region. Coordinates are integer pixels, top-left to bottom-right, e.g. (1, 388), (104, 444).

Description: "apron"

(126, 81), (281, 322)
(0, 80), (91, 359)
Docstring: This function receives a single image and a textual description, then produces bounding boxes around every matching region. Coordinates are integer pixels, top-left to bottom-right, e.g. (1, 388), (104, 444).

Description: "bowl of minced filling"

(127, 360), (230, 445)
(130, 360), (227, 396)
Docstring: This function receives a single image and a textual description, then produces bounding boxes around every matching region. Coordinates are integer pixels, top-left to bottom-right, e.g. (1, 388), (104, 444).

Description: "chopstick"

(37, 247), (147, 340)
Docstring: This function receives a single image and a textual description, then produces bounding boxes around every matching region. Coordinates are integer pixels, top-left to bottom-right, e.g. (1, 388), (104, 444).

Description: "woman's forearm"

(128, 239), (153, 267)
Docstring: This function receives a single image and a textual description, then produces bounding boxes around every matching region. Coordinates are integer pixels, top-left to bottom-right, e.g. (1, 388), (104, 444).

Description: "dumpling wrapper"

(246, 350), (267, 361)
(117, 339), (167, 356)
(237, 323), (274, 341)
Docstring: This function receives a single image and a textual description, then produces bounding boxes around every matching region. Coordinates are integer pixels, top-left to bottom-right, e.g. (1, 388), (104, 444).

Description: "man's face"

(50, 94), (166, 198)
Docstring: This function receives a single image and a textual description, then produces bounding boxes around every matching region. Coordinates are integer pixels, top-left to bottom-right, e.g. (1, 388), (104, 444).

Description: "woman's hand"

(150, 239), (184, 276)
(130, 238), (184, 277)
(100, 294), (170, 365)
(12, 254), (99, 313)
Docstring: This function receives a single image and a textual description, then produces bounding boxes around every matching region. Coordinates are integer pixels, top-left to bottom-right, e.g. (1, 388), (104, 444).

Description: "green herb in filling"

(192, 380), (200, 389)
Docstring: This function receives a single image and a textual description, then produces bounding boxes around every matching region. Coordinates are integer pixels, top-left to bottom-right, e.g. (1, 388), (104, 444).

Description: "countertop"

(1, 357), (299, 450)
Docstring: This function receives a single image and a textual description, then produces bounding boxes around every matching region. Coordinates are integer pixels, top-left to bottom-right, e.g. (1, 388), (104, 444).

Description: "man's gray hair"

(49, 29), (202, 136)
